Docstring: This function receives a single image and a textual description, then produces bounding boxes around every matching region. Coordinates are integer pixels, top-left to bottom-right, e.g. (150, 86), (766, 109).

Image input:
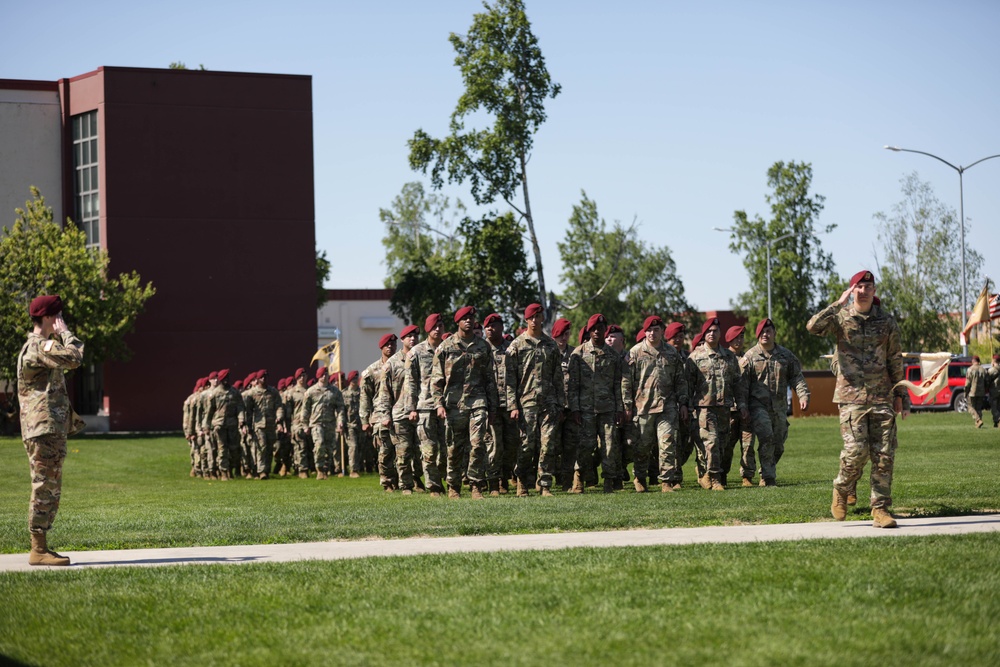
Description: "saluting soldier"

(807, 269), (908, 528)
(623, 316), (689, 493)
(568, 314), (624, 493)
(686, 317), (748, 491)
(406, 314), (448, 496)
(301, 367), (347, 479)
(550, 318), (578, 490)
(742, 318), (810, 486)
(431, 306), (499, 499)
(965, 356), (989, 429)
(17, 295), (84, 566)
(361, 333), (398, 491)
(379, 324), (423, 494)
(483, 313), (519, 494)
(506, 304), (566, 497)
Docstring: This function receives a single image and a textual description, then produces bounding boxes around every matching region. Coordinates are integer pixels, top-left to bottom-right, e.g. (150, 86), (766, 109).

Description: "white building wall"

(0, 88), (63, 227)
(317, 298), (405, 374)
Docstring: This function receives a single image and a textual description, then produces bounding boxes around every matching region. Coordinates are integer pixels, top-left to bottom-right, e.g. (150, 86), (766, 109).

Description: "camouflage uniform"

(687, 344), (747, 483)
(741, 343), (809, 484)
(238, 385), (256, 475)
(195, 387), (216, 476)
(302, 381), (347, 475)
(988, 363), (1000, 428)
(568, 340), (624, 483)
(182, 390), (201, 475)
(17, 329), (84, 534)
(240, 384), (285, 476)
(485, 337), (519, 485)
(623, 339), (689, 486)
(506, 333), (565, 489)
(274, 387), (294, 474)
(807, 300), (907, 510)
(379, 349), (422, 491)
(286, 381), (314, 473)
(554, 343), (580, 486)
(205, 383), (245, 477)
(407, 339), (447, 492)
(342, 383), (363, 473)
(432, 334), (498, 491)
(964, 360), (989, 428)
(361, 358), (397, 489)
(672, 346), (699, 481)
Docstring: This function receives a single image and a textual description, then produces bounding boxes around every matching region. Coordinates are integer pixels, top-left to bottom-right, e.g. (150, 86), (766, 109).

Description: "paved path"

(3, 513), (998, 573)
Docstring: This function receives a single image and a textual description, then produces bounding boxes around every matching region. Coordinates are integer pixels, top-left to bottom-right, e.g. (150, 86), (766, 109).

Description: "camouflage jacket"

(342, 385), (361, 427)
(182, 392), (197, 436)
(623, 339), (689, 415)
(965, 362), (988, 398)
(988, 364), (1000, 399)
(430, 334), (498, 413)
(405, 339), (440, 413)
(205, 384), (245, 428)
(240, 385), (285, 430)
(559, 344), (574, 406)
(17, 331), (85, 439)
(378, 348), (414, 422)
(742, 343), (810, 411)
(302, 382), (346, 430)
(486, 338), (511, 410)
(807, 301), (907, 406)
(568, 340), (623, 414)
(505, 333), (566, 412)
(285, 383), (308, 428)
(360, 358), (390, 425)
(687, 344), (747, 410)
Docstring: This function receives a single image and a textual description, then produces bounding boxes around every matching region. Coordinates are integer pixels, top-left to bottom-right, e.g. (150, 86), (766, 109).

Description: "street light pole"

(884, 146), (1000, 355)
(714, 228), (795, 320)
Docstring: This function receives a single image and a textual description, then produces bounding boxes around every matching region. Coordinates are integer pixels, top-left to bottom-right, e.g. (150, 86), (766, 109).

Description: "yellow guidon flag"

(961, 280), (991, 342)
(894, 352), (951, 403)
(310, 340), (340, 375)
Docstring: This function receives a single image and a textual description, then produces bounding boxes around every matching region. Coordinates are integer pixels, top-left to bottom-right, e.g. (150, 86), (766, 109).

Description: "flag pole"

(336, 341), (346, 477)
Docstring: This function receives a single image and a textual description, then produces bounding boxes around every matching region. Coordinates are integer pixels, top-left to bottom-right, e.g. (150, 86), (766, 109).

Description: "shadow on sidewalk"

(76, 556), (263, 567)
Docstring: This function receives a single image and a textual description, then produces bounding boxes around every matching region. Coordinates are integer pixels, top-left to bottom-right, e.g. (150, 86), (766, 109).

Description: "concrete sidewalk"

(3, 513), (998, 573)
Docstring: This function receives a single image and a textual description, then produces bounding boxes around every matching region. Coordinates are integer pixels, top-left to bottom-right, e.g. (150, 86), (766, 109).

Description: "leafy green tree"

(0, 187), (156, 382)
(408, 0), (561, 321)
(873, 172), (985, 352)
(558, 192), (696, 339)
(460, 211), (538, 328)
(168, 62), (206, 70)
(316, 249), (332, 308)
(379, 181), (463, 289)
(727, 161), (836, 368)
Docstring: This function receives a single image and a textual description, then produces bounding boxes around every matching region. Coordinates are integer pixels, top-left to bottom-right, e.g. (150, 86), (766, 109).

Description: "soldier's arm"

(806, 303), (842, 338)
(430, 349), (446, 410)
(332, 388), (347, 432)
(613, 354), (623, 413)
(621, 351), (635, 412)
(553, 349), (567, 411)
(567, 352), (581, 413)
(405, 353), (421, 413)
(675, 355), (690, 411)
(886, 321), (910, 409)
(505, 347), (520, 411)
(789, 352), (810, 402)
(734, 358), (748, 412)
(28, 331), (85, 371)
(486, 351), (499, 417)
(359, 374), (373, 424)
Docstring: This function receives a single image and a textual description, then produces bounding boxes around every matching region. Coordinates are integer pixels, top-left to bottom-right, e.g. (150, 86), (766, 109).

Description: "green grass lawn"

(1, 412), (998, 554)
(2, 534), (998, 666)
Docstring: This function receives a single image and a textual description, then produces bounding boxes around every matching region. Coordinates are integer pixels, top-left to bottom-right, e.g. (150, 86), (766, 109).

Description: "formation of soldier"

(964, 354), (1000, 429)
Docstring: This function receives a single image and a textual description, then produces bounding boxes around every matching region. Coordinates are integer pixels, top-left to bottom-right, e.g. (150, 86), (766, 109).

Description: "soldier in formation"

(964, 356), (989, 429)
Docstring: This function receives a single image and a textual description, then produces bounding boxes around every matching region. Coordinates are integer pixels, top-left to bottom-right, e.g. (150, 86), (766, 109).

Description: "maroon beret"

(503, 333), (513, 342)
(378, 332), (398, 349)
(347, 370), (359, 383)
(551, 318), (571, 338)
(208, 371), (218, 381)
(635, 329), (646, 343)
(700, 318), (720, 336)
(850, 270), (875, 287)
(606, 324), (623, 336)
(285, 376), (294, 388)
(316, 366), (328, 380)
(257, 369), (268, 378)
(217, 369), (230, 382)
(454, 306), (476, 323)
(424, 313), (442, 332)
(400, 324), (419, 339)
(29, 295), (63, 317)
(233, 380), (243, 390)
(691, 333), (704, 350)
(585, 314), (607, 334)
(755, 318), (774, 339)
(578, 327), (586, 345)
(307, 378), (315, 387)
(442, 332), (452, 339)
(725, 325), (746, 345)
(194, 378), (206, 391)
(277, 378), (287, 391)
(294, 367), (306, 380)
(483, 313), (502, 327)
(642, 315), (664, 330)
(664, 322), (685, 339)
(524, 303), (544, 319)
(243, 373), (256, 386)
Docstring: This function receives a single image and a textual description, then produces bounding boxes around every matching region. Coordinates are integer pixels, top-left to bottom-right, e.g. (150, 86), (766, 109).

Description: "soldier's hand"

(52, 315), (68, 334)
(361, 423), (371, 432)
(510, 409), (520, 421)
(799, 397), (809, 412)
(894, 396), (908, 420)
(437, 407), (447, 420)
(624, 408), (633, 423)
(837, 286), (853, 306)
(381, 418), (391, 428)
(408, 411), (418, 422)
(680, 406), (688, 421)
(740, 408), (749, 422)
(572, 411), (581, 425)
(336, 426), (343, 435)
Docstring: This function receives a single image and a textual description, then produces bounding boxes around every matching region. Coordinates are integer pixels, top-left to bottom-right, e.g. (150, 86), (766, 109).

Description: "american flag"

(991, 293), (1000, 321)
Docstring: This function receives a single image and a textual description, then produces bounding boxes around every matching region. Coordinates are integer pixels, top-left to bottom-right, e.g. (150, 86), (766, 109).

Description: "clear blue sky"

(4, 0), (999, 314)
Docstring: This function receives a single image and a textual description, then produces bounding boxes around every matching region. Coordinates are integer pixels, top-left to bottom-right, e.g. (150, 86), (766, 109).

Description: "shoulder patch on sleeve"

(43, 340), (55, 352)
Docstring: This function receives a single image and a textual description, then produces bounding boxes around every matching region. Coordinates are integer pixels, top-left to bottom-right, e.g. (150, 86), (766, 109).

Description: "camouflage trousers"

(274, 429), (293, 474)
(516, 407), (560, 488)
(993, 392), (1000, 426)
(744, 403), (788, 483)
(344, 426), (361, 473)
(373, 424), (398, 489)
(213, 424), (241, 475)
(725, 410), (743, 483)
(389, 419), (418, 491)
(361, 427), (377, 473)
(489, 409), (518, 481)
(968, 396), (988, 427)
(292, 427), (314, 473)
(254, 427), (277, 476)
(198, 432), (215, 476)
(553, 412), (580, 486)
(635, 408), (680, 484)
(443, 407), (489, 489)
(578, 412), (620, 482)
(24, 434), (67, 534)
(312, 424), (338, 474)
(417, 411), (446, 492)
(241, 428), (257, 475)
(834, 404), (898, 510)
(696, 406), (730, 477)
(187, 436), (198, 473)
(677, 413), (704, 481)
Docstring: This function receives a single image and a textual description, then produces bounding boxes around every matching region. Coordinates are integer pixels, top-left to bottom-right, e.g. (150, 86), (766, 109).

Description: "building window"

(72, 111), (100, 246)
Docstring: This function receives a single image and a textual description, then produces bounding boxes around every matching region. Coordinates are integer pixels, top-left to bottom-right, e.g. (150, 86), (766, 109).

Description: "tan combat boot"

(489, 480), (500, 498)
(698, 473), (711, 490)
(516, 479), (528, 497)
(710, 476), (725, 491)
(871, 508), (898, 528)
(831, 487), (848, 521)
(316, 471), (327, 480)
(349, 471), (360, 478)
(448, 486), (461, 499)
(633, 477), (647, 493)
(660, 482), (673, 493)
(471, 485), (484, 500)
(540, 486), (553, 497)
(846, 489), (857, 506)
(298, 471), (309, 479)
(569, 471), (584, 494)
(29, 533), (70, 567)
(742, 478), (753, 487)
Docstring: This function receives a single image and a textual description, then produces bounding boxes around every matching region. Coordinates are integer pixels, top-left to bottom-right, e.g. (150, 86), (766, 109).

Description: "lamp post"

(884, 146), (1000, 355)
(715, 228), (795, 320)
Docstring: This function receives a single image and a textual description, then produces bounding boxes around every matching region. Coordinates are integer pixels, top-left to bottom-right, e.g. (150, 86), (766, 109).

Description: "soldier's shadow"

(75, 556), (263, 567)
